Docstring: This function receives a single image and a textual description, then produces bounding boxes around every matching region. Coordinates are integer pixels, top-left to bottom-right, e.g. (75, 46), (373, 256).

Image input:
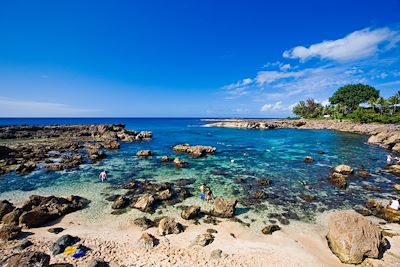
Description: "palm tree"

(368, 97), (377, 113)
(377, 97), (388, 115)
(388, 95), (400, 114)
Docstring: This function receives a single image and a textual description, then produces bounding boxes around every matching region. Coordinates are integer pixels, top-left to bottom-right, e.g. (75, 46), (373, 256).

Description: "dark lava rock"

(0, 199), (15, 220)
(83, 259), (110, 267)
(262, 224), (281, 235)
(51, 234), (80, 255)
(1, 251), (50, 267)
(250, 190), (267, 199)
(1, 208), (23, 225)
(0, 225), (21, 241)
(234, 177), (246, 184)
(13, 239), (33, 250)
(133, 217), (154, 230)
(48, 227), (64, 234)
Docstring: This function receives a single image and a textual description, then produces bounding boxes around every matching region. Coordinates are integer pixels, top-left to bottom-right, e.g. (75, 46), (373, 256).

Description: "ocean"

(0, 118), (397, 223)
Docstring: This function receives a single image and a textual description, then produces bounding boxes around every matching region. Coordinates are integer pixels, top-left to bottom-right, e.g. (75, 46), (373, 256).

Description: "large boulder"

(0, 199), (15, 220)
(19, 208), (59, 228)
(157, 189), (172, 201)
(158, 217), (183, 236)
(212, 197), (238, 218)
(133, 194), (155, 212)
(187, 145), (216, 158)
(326, 210), (383, 264)
(181, 206), (201, 220)
(133, 217), (154, 230)
(334, 165), (353, 175)
(261, 224), (281, 235)
(15, 161), (36, 175)
(2, 208), (23, 225)
(0, 251), (50, 267)
(0, 225), (21, 241)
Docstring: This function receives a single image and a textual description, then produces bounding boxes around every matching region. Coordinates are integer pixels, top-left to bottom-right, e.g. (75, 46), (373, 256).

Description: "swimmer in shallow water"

(99, 170), (107, 182)
(199, 183), (206, 200)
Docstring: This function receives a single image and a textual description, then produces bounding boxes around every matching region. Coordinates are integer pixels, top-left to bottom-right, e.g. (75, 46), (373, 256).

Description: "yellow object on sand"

(63, 245), (78, 255)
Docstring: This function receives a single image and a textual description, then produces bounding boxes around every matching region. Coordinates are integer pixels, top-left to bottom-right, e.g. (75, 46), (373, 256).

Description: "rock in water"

(133, 194), (155, 212)
(328, 172), (347, 189)
(103, 139), (120, 150)
(0, 199), (15, 220)
(1, 251), (50, 267)
(158, 217), (183, 235)
(136, 150), (152, 157)
(261, 224), (281, 235)
(0, 225), (21, 241)
(212, 197), (238, 218)
(334, 165), (353, 175)
(181, 206), (201, 220)
(157, 189), (172, 200)
(173, 157), (188, 168)
(137, 232), (158, 249)
(357, 170), (370, 178)
(190, 233), (214, 247)
(112, 196), (128, 209)
(304, 156), (313, 163)
(160, 156), (171, 162)
(326, 210), (383, 264)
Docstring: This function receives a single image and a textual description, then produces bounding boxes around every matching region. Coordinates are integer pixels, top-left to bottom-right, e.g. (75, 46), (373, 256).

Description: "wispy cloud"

(0, 97), (100, 117)
(220, 25), (400, 116)
(283, 27), (400, 62)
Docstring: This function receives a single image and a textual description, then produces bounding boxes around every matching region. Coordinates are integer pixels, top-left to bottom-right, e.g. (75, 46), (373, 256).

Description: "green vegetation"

(292, 83), (400, 123)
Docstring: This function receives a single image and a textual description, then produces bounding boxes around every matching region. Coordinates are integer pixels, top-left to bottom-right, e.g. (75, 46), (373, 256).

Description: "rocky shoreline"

(0, 124), (152, 175)
(206, 119), (400, 154)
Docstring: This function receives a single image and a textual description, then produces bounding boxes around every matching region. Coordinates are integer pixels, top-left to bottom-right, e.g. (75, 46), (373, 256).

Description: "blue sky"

(0, 0), (400, 117)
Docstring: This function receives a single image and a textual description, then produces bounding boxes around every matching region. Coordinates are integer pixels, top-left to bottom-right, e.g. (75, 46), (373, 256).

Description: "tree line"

(292, 84), (400, 123)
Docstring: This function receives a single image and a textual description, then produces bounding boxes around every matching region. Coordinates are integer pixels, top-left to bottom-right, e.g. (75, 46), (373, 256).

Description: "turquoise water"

(0, 118), (398, 222)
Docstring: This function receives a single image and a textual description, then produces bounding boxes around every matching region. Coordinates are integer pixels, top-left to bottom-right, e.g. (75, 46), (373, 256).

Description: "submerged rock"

(160, 156), (172, 162)
(328, 172), (347, 189)
(173, 157), (188, 168)
(158, 217), (183, 236)
(1, 251), (50, 267)
(181, 206), (201, 220)
(172, 144), (216, 158)
(256, 178), (271, 186)
(357, 170), (370, 178)
(261, 224), (281, 235)
(304, 156), (313, 163)
(157, 189), (172, 201)
(326, 210), (383, 264)
(137, 232), (158, 249)
(212, 197), (238, 218)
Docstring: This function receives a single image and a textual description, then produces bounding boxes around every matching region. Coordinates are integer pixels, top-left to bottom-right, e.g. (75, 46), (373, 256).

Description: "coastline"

(205, 119), (400, 154)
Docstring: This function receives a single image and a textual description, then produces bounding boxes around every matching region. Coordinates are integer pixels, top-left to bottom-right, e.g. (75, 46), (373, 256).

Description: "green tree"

(377, 97), (388, 115)
(292, 98), (322, 118)
(388, 95), (399, 114)
(329, 84), (379, 113)
(367, 97), (377, 112)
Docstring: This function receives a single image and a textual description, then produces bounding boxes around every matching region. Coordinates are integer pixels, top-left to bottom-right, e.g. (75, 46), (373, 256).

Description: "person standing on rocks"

(99, 170), (107, 182)
(199, 183), (206, 200)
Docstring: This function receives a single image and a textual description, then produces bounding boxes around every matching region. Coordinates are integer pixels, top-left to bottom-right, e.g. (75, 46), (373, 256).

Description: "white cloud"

(260, 101), (288, 112)
(280, 64), (291, 71)
(283, 27), (399, 62)
(222, 78), (253, 99)
(0, 97), (100, 117)
(256, 70), (304, 85)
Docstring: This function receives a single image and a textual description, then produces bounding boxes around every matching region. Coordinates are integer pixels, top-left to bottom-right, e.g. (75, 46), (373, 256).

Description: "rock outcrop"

(0, 124), (152, 175)
(0, 225), (21, 241)
(190, 233), (214, 247)
(181, 206), (201, 220)
(0, 251), (50, 267)
(326, 210), (383, 264)
(206, 119), (400, 154)
(211, 197), (237, 218)
(172, 144), (216, 158)
(173, 157), (188, 168)
(132, 194), (155, 212)
(137, 232), (158, 249)
(136, 150), (152, 157)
